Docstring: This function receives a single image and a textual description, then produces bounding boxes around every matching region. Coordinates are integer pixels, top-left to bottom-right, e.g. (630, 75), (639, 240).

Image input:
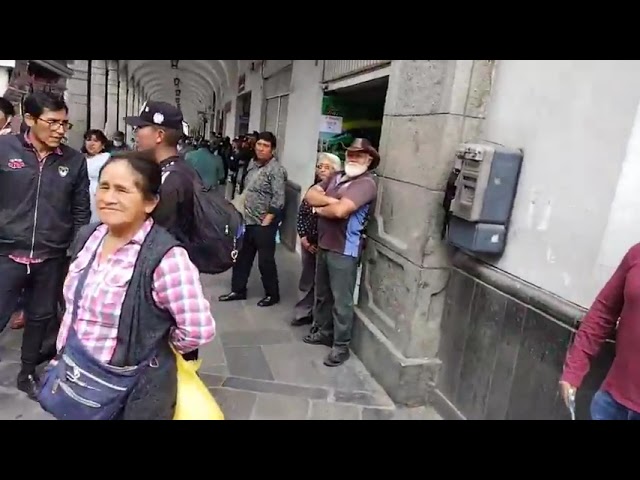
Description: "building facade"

(4, 59), (632, 420)
(213, 60), (631, 420)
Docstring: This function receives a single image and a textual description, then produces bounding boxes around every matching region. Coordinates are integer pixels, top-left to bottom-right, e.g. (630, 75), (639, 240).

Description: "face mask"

(344, 163), (367, 178)
(113, 140), (123, 147)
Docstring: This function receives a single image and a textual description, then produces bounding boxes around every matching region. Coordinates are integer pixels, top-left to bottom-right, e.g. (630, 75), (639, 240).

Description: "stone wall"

(351, 60), (496, 405)
(433, 251), (614, 420)
(65, 60), (90, 150)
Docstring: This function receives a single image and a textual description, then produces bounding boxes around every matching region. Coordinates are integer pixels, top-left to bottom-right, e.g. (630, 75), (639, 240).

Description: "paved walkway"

(0, 246), (440, 420)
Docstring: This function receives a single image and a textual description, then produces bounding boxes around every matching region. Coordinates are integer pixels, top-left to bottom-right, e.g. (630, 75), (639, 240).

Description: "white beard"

(344, 163), (367, 178)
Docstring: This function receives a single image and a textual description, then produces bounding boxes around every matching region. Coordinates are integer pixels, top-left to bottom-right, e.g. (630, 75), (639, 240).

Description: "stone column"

(65, 60), (90, 150)
(126, 80), (135, 142)
(90, 60), (107, 131)
(118, 72), (128, 134)
(133, 84), (142, 115)
(0, 66), (10, 96)
(351, 60), (495, 406)
(105, 60), (119, 136)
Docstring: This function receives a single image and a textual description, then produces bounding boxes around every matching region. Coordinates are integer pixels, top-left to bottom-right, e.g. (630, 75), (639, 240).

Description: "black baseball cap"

(124, 101), (183, 131)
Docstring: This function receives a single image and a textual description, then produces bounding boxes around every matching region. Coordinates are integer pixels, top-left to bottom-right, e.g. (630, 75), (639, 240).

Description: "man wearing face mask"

(302, 139), (379, 367)
(125, 101), (200, 362)
(109, 131), (130, 154)
(0, 98), (15, 135)
(125, 101), (195, 246)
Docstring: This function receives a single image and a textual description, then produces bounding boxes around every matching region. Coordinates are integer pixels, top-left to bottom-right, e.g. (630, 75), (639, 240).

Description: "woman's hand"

(559, 381), (577, 408)
(301, 237), (318, 254)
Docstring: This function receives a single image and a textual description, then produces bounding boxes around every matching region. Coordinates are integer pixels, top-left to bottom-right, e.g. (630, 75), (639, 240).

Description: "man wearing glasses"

(0, 91), (90, 399)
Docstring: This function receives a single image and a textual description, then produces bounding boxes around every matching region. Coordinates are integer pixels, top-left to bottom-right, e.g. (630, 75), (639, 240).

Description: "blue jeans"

(591, 390), (640, 420)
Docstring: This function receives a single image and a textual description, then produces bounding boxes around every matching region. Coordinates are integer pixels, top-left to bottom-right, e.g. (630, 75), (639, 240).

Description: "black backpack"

(165, 164), (245, 275)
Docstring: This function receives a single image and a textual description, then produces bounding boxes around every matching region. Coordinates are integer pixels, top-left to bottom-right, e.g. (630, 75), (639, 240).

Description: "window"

(262, 65), (292, 156)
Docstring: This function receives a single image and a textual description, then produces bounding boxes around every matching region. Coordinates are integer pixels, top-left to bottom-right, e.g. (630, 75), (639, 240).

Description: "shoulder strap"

(69, 222), (102, 260)
(111, 224), (181, 367)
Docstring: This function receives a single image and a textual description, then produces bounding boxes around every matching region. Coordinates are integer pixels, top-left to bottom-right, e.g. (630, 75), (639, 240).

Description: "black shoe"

(258, 296), (280, 307)
(303, 332), (333, 347)
(17, 372), (39, 400)
(219, 292), (247, 302)
(291, 315), (313, 327)
(323, 346), (350, 367)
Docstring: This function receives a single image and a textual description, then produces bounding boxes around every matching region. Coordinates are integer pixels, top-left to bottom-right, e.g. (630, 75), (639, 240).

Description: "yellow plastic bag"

(172, 348), (225, 420)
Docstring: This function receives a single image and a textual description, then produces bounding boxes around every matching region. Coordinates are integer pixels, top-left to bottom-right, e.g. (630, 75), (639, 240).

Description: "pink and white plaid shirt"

(56, 218), (216, 364)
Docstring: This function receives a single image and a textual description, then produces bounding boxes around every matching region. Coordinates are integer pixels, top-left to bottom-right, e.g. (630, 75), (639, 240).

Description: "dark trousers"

(231, 224), (279, 297)
(0, 256), (67, 374)
(313, 249), (359, 347)
(1, 257), (68, 361)
(294, 247), (316, 320)
(41, 256), (70, 360)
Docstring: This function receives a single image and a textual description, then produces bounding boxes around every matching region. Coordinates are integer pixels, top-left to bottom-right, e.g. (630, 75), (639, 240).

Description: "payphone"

(445, 141), (523, 254)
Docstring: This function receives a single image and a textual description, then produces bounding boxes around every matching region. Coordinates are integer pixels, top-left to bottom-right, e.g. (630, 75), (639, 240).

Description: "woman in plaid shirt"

(52, 151), (216, 418)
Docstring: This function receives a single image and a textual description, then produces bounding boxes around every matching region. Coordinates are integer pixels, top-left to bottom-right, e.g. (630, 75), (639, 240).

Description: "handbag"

(37, 237), (156, 420)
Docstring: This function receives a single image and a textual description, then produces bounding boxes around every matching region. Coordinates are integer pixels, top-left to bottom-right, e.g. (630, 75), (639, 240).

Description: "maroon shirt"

(317, 171), (377, 258)
(562, 243), (640, 412)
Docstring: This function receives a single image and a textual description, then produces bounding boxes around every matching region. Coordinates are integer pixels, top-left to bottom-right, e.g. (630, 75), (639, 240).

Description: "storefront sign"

(319, 114), (343, 134)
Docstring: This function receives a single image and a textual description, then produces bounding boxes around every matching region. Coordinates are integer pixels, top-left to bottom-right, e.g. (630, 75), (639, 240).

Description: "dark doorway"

(236, 91), (251, 137)
(319, 75), (389, 161)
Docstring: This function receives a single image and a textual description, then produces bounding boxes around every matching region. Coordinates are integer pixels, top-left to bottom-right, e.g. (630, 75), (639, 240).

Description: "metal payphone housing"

(446, 141), (523, 254)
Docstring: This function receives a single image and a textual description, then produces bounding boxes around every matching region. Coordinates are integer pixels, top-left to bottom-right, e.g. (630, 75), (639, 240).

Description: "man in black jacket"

(125, 101), (199, 361)
(0, 92), (90, 398)
(125, 101), (195, 244)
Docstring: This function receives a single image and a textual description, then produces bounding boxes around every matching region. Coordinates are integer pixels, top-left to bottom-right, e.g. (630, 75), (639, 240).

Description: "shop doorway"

(236, 91), (251, 137)
(317, 74), (389, 303)
(318, 75), (389, 163)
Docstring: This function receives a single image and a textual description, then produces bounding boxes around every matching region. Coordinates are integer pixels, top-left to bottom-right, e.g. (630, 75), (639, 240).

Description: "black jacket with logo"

(153, 155), (196, 244)
(0, 133), (91, 259)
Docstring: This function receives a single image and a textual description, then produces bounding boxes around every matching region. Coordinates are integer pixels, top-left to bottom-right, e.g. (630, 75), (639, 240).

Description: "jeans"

(590, 389), (640, 420)
(313, 249), (359, 347)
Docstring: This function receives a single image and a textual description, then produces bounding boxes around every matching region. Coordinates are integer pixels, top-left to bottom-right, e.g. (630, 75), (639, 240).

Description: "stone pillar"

(126, 80), (135, 143)
(0, 66), (10, 96)
(65, 60), (90, 151)
(105, 60), (119, 136)
(351, 60), (495, 406)
(135, 85), (141, 114)
(118, 72), (128, 135)
(90, 60), (107, 131)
